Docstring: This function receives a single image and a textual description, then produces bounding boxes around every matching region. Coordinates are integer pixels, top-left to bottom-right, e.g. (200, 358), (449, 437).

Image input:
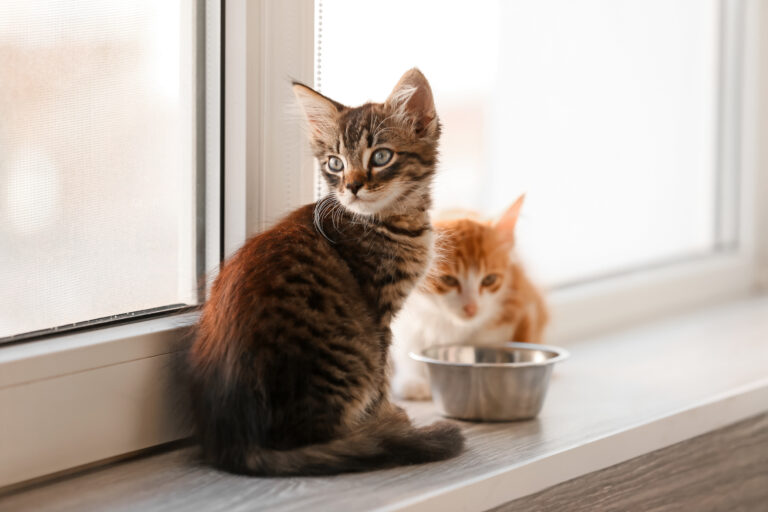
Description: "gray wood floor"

(494, 413), (768, 512)
(2, 297), (768, 512)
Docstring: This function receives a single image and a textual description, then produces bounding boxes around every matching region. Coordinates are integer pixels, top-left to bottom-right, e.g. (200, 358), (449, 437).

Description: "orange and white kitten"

(391, 195), (548, 400)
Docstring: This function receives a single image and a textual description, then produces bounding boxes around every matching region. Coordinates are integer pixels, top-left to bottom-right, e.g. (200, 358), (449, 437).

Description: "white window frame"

(1, 0), (766, 490)
(547, 0), (767, 343)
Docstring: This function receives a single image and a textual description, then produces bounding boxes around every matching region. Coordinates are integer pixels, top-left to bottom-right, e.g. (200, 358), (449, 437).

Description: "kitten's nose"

(463, 303), (477, 317)
(346, 180), (363, 196)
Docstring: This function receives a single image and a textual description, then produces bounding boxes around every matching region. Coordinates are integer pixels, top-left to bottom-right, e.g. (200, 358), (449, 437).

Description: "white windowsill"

(0, 312), (198, 388)
(0, 313), (198, 488)
(2, 294), (767, 510)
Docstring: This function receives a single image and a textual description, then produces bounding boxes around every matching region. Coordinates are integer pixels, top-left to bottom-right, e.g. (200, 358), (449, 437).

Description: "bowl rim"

(409, 342), (570, 368)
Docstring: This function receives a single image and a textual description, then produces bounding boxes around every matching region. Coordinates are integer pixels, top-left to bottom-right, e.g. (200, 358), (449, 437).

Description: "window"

(0, 1), (210, 342)
(1, 0), (762, 491)
(316, 0), (733, 287)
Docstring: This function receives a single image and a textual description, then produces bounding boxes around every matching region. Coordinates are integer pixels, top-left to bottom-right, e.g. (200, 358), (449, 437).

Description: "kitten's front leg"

(390, 325), (432, 401)
(392, 373), (432, 400)
(392, 371), (431, 401)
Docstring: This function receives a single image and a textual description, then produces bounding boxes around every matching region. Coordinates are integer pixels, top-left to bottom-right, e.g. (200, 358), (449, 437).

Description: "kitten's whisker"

(313, 195), (337, 244)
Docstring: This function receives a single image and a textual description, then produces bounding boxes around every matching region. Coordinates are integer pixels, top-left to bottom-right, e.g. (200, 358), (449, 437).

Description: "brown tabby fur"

(186, 69), (464, 476)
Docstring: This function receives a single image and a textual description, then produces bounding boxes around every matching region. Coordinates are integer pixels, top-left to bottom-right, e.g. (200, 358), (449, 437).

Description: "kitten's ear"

(385, 68), (437, 137)
(292, 82), (344, 138)
(495, 194), (526, 239)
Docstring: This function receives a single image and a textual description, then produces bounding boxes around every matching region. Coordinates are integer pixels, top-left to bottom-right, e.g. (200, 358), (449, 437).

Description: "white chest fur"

(389, 290), (514, 400)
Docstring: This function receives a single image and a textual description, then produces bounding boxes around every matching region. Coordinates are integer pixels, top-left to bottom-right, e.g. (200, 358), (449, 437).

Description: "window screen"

(0, 1), (205, 341)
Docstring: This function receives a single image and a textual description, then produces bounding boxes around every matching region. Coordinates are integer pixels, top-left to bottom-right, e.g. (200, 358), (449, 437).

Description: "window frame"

(551, 0), (765, 341)
(1, 0), (766, 490)
(0, 0), (214, 345)
(547, 0), (760, 339)
(1, 0), (227, 487)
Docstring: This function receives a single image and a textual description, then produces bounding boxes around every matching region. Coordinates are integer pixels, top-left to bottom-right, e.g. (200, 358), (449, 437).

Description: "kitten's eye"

(328, 156), (344, 172)
(481, 274), (500, 287)
(440, 275), (459, 287)
(371, 148), (393, 167)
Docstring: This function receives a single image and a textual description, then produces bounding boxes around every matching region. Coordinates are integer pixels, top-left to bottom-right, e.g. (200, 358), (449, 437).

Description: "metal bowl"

(410, 342), (569, 421)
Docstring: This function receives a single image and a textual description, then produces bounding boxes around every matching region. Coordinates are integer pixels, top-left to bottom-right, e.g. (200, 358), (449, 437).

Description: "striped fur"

(187, 69), (464, 475)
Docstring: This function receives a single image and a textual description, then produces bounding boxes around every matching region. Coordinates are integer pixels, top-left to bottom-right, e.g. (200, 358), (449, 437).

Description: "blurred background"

(0, 0), (757, 340)
(1, 0), (767, 498)
(0, 1), (198, 339)
(318, 0), (722, 286)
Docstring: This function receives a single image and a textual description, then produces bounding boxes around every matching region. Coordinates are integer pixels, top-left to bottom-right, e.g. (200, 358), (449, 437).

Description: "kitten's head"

(293, 69), (439, 217)
(423, 196), (525, 325)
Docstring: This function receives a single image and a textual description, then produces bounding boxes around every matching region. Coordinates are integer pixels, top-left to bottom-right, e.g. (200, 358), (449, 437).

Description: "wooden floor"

(495, 413), (768, 512)
(2, 297), (768, 512)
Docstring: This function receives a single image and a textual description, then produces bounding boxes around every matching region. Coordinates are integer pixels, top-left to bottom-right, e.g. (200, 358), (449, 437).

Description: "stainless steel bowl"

(410, 342), (569, 421)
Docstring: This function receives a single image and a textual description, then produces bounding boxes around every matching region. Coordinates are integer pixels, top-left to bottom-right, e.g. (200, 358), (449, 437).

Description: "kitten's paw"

(392, 376), (432, 401)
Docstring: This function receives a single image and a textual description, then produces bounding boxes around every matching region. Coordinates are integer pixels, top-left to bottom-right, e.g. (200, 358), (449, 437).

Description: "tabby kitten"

(391, 195), (549, 400)
(186, 69), (464, 475)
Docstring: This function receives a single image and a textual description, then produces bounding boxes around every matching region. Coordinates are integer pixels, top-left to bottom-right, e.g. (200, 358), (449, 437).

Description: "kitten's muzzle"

(346, 180), (363, 196)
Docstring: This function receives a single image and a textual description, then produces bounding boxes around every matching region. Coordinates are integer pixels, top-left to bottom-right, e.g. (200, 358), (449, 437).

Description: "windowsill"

(3, 295), (768, 510)
(0, 312), (198, 388)
(0, 313), (199, 487)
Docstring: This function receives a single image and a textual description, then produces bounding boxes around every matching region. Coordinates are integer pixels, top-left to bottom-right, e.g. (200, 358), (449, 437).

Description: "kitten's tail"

(241, 414), (465, 476)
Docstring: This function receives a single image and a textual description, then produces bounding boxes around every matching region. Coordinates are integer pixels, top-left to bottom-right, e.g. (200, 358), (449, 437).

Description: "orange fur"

(424, 196), (548, 342)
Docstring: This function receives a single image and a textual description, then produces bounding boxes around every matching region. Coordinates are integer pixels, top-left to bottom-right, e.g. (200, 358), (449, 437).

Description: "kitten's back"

(188, 204), (464, 475)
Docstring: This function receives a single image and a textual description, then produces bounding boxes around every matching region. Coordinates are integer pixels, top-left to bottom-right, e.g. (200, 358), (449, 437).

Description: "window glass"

(0, 1), (201, 340)
(317, 0), (720, 285)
